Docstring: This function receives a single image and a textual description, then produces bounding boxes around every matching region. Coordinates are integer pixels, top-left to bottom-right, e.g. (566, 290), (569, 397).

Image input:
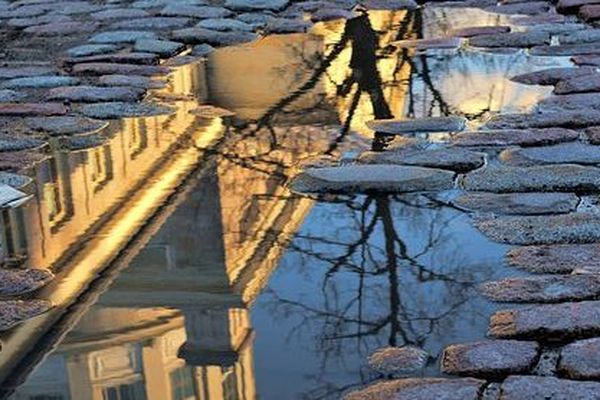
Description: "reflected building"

(4, 10), (416, 400)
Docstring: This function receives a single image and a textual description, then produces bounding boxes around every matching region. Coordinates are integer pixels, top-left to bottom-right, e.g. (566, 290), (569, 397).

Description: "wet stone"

(500, 142), (600, 167)
(484, 111), (600, 129)
(480, 275), (600, 303)
(362, 0), (418, 9)
(110, 17), (193, 30)
(63, 52), (159, 66)
(160, 4), (233, 18)
(392, 37), (462, 50)
(555, 74), (600, 94)
(265, 18), (312, 34)
(79, 101), (175, 119)
(24, 116), (108, 136)
(580, 4), (600, 21)
(500, 376), (600, 399)
(462, 164), (600, 193)
(0, 103), (67, 116)
(172, 27), (258, 46)
(343, 378), (485, 400)
(237, 12), (275, 26)
(0, 76), (79, 89)
(67, 44), (120, 58)
(449, 26), (511, 38)
(98, 74), (165, 89)
(60, 134), (108, 150)
(366, 116), (467, 134)
(191, 44), (215, 57)
(0, 300), (52, 331)
(72, 63), (169, 77)
(291, 165), (455, 194)
(0, 90), (26, 102)
(510, 67), (596, 86)
(557, 0), (600, 13)
(452, 192), (578, 215)
(134, 39), (184, 57)
(23, 21), (96, 36)
(573, 55), (600, 66)
(486, 1), (550, 15)
(586, 126), (600, 144)
(90, 8), (150, 20)
(0, 268), (53, 296)
(469, 31), (550, 48)
(507, 243), (600, 274)
(225, 0), (289, 11)
(89, 30), (158, 44)
(132, 0), (210, 7)
(310, 8), (355, 22)
(537, 93), (600, 112)
(0, 172), (32, 189)
(442, 340), (539, 378)
(559, 338), (600, 379)
(367, 346), (429, 376)
(47, 86), (145, 103)
(489, 300), (600, 340)
(0, 136), (45, 152)
(0, 66), (54, 79)
(359, 147), (485, 173)
(475, 213), (600, 245)
(196, 18), (255, 32)
(530, 43), (600, 56)
(8, 14), (72, 28)
(451, 128), (579, 147)
(559, 29), (600, 45)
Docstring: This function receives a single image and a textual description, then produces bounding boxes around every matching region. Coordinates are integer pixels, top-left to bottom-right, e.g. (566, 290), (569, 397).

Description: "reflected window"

(221, 367), (239, 400)
(128, 122), (148, 160)
(102, 381), (146, 400)
(89, 145), (114, 193)
(170, 367), (196, 400)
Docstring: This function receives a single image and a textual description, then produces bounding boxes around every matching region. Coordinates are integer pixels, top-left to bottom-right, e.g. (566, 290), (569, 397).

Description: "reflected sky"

(1, 5), (571, 400)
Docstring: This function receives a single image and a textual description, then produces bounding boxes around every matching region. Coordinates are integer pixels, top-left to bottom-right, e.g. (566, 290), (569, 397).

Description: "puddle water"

(0, 6), (570, 400)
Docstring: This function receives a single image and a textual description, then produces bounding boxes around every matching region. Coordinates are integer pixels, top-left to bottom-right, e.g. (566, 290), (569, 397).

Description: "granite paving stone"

(500, 142), (600, 166)
(62, 52), (159, 66)
(555, 74), (600, 94)
(0, 76), (79, 89)
(79, 101), (175, 119)
(66, 44), (120, 58)
(24, 116), (109, 136)
(196, 18), (255, 32)
(134, 39), (184, 57)
(0, 103), (67, 116)
(0, 268), (54, 296)
(367, 346), (429, 375)
(452, 192), (579, 215)
(343, 378), (486, 400)
(172, 27), (258, 46)
(160, 4), (233, 18)
(441, 340), (539, 377)
(0, 300), (52, 331)
(499, 376), (600, 399)
(98, 74), (166, 89)
(469, 31), (550, 48)
(510, 67), (596, 86)
(475, 213), (600, 245)
(480, 275), (600, 303)
(462, 164), (600, 193)
(559, 338), (600, 380)
(484, 111), (600, 129)
(291, 165), (455, 194)
(71, 63), (169, 76)
(359, 147), (485, 173)
(489, 300), (600, 340)
(110, 17), (192, 30)
(507, 243), (600, 274)
(451, 128), (579, 147)
(366, 116), (467, 134)
(47, 86), (145, 102)
(89, 30), (158, 44)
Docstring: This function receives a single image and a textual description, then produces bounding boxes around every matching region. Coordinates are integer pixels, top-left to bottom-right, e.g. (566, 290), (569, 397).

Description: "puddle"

(0, 6), (570, 400)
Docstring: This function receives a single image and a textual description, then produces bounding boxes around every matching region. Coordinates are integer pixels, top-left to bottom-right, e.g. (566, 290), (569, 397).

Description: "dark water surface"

(2, 6), (571, 400)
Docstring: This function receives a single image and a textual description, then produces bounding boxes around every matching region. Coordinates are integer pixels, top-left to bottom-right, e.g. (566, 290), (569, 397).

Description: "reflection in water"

(0, 6), (570, 400)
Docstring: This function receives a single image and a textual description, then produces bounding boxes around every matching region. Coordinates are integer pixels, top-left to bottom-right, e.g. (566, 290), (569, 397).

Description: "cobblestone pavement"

(1, 0), (600, 398)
